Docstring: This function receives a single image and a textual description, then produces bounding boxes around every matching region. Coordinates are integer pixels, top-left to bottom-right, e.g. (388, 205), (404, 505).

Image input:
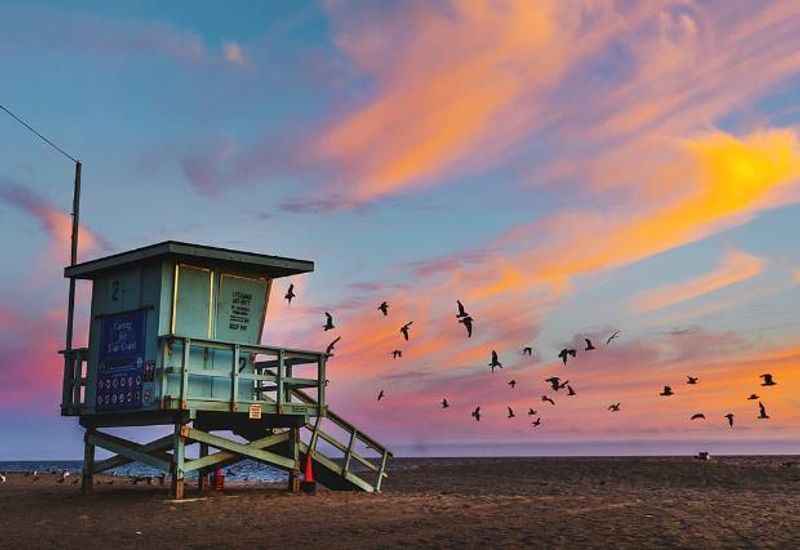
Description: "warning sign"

(249, 404), (262, 420)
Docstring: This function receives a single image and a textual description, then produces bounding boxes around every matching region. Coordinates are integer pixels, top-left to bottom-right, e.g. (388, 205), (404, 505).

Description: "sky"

(2, 0), (800, 459)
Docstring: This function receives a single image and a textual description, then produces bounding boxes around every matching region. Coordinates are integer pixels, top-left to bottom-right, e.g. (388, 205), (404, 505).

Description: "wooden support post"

(288, 426), (300, 493)
(81, 428), (95, 495)
(171, 422), (186, 500)
(198, 442), (208, 491)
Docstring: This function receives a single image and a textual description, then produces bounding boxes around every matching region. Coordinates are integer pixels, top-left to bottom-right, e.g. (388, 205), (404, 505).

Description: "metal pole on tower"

(65, 160), (82, 352)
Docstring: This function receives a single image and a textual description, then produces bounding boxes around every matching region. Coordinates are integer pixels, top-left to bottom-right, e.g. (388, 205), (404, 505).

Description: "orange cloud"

(632, 250), (765, 313)
(222, 42), (247, 66)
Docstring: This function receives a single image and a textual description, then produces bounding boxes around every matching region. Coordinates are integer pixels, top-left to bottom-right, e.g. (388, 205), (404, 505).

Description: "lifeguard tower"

(60, 241), (391, 498)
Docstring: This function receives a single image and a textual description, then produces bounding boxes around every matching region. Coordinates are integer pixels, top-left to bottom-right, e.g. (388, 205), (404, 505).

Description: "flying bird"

(660, 386), (674, 397)
(456, 300), (469, 318)
(566, 385), (576, 396)
(323, 312), (335, 331)
(377, 390), (385, 401)
(471, 406), (481, 422)
(507, 407), (515, 419)
(760, 374), (776, 386)
(584, 338), (595, 351)
(522, 346), (533, 356)
(557, 379), (570, 391)
(459, 315), (474, 338)
(608, 403), (621, 412)
(391, 350), (402, 359)
(606, 330), (621, 345)
(686, 376), (699, 385)
(489, 350), (503, 372)
(441, 398), (449, 409)
(747, 393), (760, 400)
(758, 401), (770, 419)
(531, 417), (542, 427)
(724, 413), (735, 428)
(400, 321), (414, 341)
(690, 413), (706, 420)
(326, 336), (341, 355)
(378, 301), (389, 316)
(542, 395), (556, 406)
(508, 379), (517, 389)
(285, 284), (296, 304)
(527, 408), (538, 416)
(545, 377), (562, 391)
(558, 348), (576, 365)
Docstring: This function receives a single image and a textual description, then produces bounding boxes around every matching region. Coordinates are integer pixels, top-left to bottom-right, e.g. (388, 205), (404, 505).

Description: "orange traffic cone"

(301, 453), (316, 494)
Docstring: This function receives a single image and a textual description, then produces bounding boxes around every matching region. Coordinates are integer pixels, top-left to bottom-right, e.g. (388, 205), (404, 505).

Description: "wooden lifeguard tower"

(60, 241), (392, 498)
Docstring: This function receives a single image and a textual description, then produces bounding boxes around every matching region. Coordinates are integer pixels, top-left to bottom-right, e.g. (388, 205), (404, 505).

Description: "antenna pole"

(65, 161), (82, 352)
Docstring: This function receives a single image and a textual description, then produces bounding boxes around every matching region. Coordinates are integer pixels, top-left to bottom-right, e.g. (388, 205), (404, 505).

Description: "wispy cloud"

(222, 41), (248, 66)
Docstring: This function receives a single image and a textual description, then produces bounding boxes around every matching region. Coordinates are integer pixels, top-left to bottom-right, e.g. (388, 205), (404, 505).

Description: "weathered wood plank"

(182, 431), (290, 472)
(183, 427), (295, 470)
(88, 431), (172, 472)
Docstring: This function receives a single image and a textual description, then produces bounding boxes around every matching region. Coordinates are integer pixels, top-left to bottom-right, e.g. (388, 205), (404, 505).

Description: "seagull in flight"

(378, 301), (389, 316)
(285, 284), (296, 304)
(542, 395), (556, 406)
(606, 330), (621, 345)
(522, 346), (533, 356)
(584, 338), (595, 351)
(391, 350), (402, 359)
(471, 406), (481, 422)
(527, 408), (538, 416)
(724, 413), (735, 428)
(558, 348), (576, 365)
(545, 377), (562, 392)
(566, 385), (576, 396)
(489, 350), (503, 372)
(747, 393), (760, 400)
(507, 407), (515, 419)
(690, 413), (706, 420)
(400, 321), (414, 341)
(660, 386), (674, 397)
(456, 300), (469, 318)
(686, 376), (699, 385)
(608, 403), (621, 412)
(508, 379), (517, 389)
(377, 390), (385, 401)
(441, 398), (449, 409)
(323, 312), (335, 331)
(326, 336), (341, 356)
(531, 417), (542, 427)
(758, 401), (770, 419)
(760, 373), (777, 386)
(459, 315), (474, 338)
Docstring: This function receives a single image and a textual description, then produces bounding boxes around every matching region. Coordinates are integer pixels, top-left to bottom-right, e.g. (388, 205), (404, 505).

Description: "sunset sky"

(2, 0), (800, 459)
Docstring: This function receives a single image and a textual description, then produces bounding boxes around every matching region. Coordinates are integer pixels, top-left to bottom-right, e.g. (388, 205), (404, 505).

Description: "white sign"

(249, 404), (262, 420)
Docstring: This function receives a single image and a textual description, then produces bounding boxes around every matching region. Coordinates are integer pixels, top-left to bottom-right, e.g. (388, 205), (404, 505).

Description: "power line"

(0, 103), (78, 163)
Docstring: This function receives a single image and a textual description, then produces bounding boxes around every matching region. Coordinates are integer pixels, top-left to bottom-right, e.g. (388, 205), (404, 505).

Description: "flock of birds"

(286, 285), (781, 431)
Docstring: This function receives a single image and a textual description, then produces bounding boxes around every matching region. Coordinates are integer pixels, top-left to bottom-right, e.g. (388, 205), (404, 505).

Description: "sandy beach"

(2, 456), (800, 549)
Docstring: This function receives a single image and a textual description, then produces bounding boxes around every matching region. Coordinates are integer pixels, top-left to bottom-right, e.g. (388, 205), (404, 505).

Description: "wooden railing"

(60, 347), (88, 416)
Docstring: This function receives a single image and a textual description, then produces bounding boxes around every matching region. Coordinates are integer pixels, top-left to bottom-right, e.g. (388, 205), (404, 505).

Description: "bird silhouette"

(507, 407), (515, 419)
(542, 395), (555, 405)
(566, 385), (576, 396)
(471, 406), (481, 422)
(377, 390), (385, 401)
(489, 350), (503, 372)
(606, 330), (621, 345)
(391, 350), (402, 359)
(285, 284), (296, 304)
(747, 393), (760, 400)
(326, 336), (341, 355)
(545, 377), (562, 391)
(441, 398), (449, 409)
(690, 413), (705, 420)
(608, 403), (621, 412)
(760, 374), (776, 386)
(323, 312), (335, 331)
(378, 301), (389, 316)
(659, 386), (674, 397)
(557, 379), (570, 391)
(459, 315), (474, 338)
(527, 408), (538, 416)
(531, 417), (542, 427)
(508, 379), (517, 389)
(456, 300), (469, 318)
(522, 346), (533, 356)
(758, 401), (769, 419)
(400, 321), (413, 341)
(584, 338), (595, 351)
(558, 348), (576, 365)
(724, 413), (735, 427)
(686, 376), (699, 385)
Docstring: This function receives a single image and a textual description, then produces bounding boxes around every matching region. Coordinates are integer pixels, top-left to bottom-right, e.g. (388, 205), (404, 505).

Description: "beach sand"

(2, 456), (800, 549)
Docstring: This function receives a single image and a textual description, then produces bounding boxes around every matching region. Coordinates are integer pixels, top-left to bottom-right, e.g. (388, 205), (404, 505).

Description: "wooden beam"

(93, 434), (174, 473)
(182, 431), (290, 473)
(88, 431), (172, 473)
(183, 427), (296, 470)
(81, 428), (95, 495)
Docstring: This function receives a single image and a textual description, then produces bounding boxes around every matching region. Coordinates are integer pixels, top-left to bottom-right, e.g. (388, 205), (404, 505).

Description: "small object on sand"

(696, 451), (711, 461)
(57, 470), (71, 484)
(0, 473), (6, 483)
